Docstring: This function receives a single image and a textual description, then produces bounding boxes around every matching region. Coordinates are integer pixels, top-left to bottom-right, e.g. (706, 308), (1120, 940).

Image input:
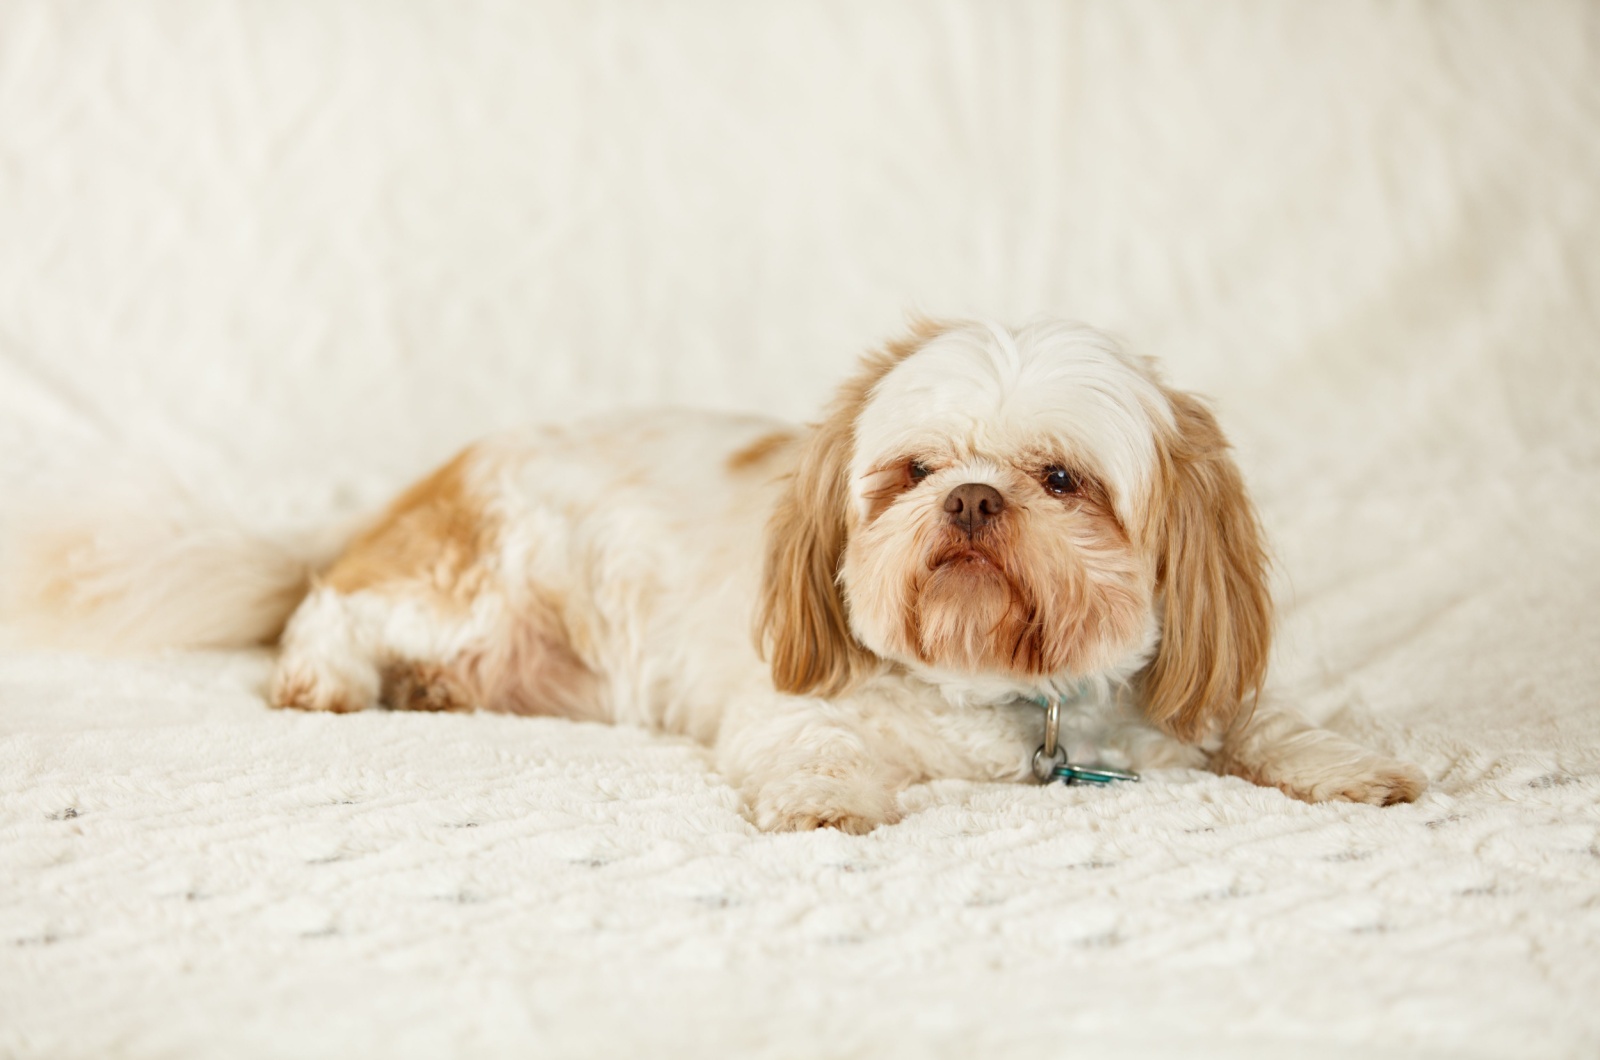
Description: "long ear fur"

(756, 319), (948, 696)
(1140, 390), (1273, 742)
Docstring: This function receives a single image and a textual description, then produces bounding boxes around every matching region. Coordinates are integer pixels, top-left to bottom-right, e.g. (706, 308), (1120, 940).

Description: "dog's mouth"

(928, 541), (1005, 573)
(924, 543), (1016, 603)
(935, 549), (998, 571)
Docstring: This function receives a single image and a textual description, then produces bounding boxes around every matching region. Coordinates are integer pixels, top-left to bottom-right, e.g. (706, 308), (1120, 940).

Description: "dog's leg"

(1209, 699), (1426, 806)
(717, 696), (913, 834)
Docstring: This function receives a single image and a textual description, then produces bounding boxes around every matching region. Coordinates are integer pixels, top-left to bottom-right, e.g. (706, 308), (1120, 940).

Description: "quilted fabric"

(2, 3), (1598, 1056)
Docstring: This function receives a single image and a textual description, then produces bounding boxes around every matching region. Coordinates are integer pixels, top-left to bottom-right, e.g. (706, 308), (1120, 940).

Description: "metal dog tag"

(1051, 761), (1140, 785)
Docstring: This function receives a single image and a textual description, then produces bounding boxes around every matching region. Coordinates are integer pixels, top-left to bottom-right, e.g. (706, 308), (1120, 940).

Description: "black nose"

(943, 482), (1005, 533)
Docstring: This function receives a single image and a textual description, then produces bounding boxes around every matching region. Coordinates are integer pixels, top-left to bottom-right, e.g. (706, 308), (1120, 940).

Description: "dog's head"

(757, 319), (1271, 740)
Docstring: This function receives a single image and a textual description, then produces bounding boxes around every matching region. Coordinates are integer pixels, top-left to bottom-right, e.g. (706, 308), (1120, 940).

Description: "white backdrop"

(2, 3), (1598, 1057)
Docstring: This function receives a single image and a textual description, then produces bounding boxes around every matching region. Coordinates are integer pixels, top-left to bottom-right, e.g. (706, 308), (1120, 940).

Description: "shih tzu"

(7, 318), (1425, 830)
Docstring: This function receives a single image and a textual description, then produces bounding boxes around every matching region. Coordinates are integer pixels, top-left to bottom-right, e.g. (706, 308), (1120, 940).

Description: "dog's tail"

(0, 487), (355, 651)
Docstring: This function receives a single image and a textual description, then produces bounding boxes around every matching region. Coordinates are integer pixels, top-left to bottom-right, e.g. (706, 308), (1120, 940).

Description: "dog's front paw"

(1216, 707), (1428, 808)
(1235, 749), (1427, 807)
(1280, 755), (1427, 807)
(749, 774), (902, 834)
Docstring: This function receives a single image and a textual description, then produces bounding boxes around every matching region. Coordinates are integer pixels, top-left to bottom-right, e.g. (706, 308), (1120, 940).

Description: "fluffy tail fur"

(0, 492), (352, 651)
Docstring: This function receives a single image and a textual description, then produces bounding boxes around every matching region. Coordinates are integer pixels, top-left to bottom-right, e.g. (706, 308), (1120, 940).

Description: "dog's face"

(759, 319), (1272, 741)
(841, 321), (1162, 688)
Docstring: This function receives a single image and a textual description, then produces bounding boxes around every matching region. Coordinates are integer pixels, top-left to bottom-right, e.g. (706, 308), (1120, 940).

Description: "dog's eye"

(1043, 467), (1077, 496)
(908, 461), (932, 484)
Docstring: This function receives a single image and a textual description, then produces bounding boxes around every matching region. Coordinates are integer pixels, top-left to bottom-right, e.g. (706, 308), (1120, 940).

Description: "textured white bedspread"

(2, 3), (1598, 1057)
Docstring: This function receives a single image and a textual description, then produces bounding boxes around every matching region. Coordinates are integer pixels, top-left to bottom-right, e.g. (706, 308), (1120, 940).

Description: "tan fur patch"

(859, 459), (921, 524)
(727, 430), (799, 473)
(323, 446), (499, 609)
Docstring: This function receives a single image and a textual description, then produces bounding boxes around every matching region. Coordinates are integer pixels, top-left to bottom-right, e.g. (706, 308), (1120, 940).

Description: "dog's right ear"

(757, 407), (869, 697)
(757, 318), (949, 696)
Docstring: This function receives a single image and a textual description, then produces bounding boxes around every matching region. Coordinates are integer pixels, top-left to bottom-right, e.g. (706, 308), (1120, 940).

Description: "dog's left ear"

(1139, 390), (1273, 742)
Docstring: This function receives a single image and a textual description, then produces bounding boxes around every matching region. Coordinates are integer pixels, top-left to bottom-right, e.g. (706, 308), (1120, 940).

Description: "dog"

(6, 318), (1425, 830)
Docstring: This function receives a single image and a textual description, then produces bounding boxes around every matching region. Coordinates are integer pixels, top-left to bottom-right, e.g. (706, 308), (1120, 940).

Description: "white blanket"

(3, 3), (1598, 1056)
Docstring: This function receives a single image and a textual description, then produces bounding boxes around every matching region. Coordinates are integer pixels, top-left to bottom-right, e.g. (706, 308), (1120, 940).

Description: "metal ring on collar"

(1041, 697), (1061, 760)
(1031, 743), (1067, 784)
